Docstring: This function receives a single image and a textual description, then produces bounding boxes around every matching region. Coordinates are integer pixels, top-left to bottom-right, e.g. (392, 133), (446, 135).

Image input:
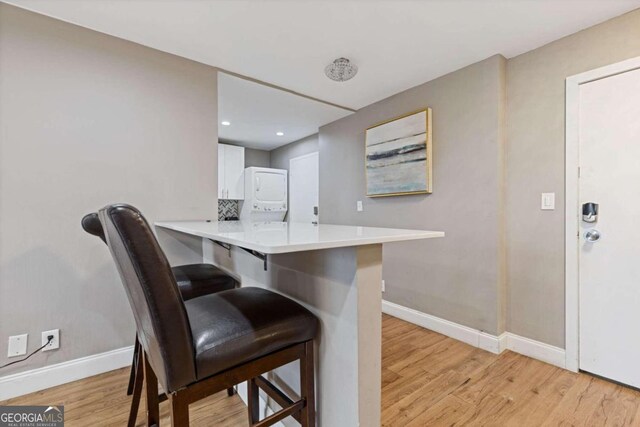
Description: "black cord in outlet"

(0, 336), (54, 370)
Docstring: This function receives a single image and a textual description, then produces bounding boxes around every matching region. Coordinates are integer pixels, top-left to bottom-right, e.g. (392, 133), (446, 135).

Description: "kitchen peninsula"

(155, 220), (444, 426)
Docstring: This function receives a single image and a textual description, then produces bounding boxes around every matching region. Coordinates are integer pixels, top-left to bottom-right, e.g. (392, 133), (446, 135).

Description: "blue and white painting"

(366, 109), (431, 196)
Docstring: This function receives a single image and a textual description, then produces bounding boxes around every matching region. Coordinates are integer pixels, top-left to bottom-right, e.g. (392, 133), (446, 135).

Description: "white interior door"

(579, 67), (640, 387)
(289, 152), (319, 223)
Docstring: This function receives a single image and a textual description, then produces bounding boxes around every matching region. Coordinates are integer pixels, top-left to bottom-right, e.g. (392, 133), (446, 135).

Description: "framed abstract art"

(365, 108), (432, 197)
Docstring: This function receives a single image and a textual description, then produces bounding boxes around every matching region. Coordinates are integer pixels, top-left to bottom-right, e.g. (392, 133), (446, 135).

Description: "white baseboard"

(2, 302), (567, 402)
(0, 345), (134, 401)
(382, 300), (505, 354)
(503, 332), (566, 369)
(382, 300), (565, 368)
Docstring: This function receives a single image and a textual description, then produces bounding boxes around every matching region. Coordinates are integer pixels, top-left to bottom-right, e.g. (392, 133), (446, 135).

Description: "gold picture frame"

(365, 108), (432, 197)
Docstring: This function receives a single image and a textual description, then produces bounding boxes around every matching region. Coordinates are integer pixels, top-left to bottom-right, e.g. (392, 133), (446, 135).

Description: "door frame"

(289, 151), (319, 223)
(565, 56), (640, 372)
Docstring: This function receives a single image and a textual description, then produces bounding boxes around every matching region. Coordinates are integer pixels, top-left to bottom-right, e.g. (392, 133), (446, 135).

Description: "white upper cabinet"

(218, 143), (245, 200)
(217, 144), (225, 199)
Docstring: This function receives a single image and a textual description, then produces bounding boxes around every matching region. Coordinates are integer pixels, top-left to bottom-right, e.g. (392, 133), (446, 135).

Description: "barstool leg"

(300, 340), (316, 427)
(248, 378), (260, 424)
(143, 353), (160, 427)
(170, 393), (189, 427)
(127, 337), (140, 395)
(127, 348), (144, 427)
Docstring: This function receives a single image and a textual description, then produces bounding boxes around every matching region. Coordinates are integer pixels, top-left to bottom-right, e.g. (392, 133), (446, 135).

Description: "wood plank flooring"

(3, 314), (640, 426)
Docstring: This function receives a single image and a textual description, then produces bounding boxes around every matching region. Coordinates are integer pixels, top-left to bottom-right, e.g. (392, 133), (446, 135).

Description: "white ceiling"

(6, 0), (640, 110)
(218, 72), (351, 150)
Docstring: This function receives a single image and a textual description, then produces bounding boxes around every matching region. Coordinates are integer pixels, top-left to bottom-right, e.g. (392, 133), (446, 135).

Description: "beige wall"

(506, 8), (640, 347)
(318, 8), (640, 347)
(244, 147), (271, 168)
(319, 56), (507, 335)
(2, 3), (640, 382)
(0, 4), (218, 374)
(270, 134), (319, 171)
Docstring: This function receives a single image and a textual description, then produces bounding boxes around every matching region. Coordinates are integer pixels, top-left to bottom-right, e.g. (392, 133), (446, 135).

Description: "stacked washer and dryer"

(239, 167), (288, 222)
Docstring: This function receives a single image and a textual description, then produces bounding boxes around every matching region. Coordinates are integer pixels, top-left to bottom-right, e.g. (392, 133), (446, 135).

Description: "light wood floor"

(3, 314), (640, 426)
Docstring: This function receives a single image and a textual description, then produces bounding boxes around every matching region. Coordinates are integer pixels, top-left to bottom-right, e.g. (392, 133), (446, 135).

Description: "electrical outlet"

(8, 334), (28, 358)
(42, 329), (60, 352)
(357, 201), (363, 212)
(382, 280), (386, 293)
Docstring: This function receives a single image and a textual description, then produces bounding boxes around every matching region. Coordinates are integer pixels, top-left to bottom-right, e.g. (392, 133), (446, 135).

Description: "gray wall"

(319, 56), (507, 335)
(2, 5), (639, 382)
(244, 147), (271, 168)
(506, 8), (640, 347)
(0, 5), (218, 374)
(317, 8), (640, 347)
(270, 134), (319, 171)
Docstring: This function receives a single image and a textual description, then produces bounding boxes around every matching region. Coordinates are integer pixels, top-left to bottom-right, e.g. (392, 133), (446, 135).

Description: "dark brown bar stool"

(81, 212), (239, 426)
(99, 204), (318, 426)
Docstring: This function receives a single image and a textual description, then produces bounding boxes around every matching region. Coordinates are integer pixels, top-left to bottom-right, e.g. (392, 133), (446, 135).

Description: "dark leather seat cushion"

(172, 264), (238, 301)
(185, 287), (318, 380)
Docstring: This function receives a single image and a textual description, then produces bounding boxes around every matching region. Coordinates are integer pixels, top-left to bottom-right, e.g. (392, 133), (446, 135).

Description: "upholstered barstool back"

(81, 212), (107, 243)
(99, 204), (196, 392)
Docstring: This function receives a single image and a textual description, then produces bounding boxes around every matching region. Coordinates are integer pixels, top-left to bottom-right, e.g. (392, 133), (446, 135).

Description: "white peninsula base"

(205, 242), (382, 427)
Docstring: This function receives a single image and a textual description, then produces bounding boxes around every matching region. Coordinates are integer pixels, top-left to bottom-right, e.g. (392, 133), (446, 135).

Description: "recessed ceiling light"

(276, 132), (284, 136)
(221, 121), (231, 126)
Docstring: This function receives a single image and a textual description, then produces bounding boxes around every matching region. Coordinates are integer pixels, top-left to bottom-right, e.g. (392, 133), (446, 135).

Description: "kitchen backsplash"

(218, 199), (239, 220)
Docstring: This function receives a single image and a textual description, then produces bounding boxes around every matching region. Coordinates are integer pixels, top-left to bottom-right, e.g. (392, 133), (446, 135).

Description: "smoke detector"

(325, 58), (358, 82)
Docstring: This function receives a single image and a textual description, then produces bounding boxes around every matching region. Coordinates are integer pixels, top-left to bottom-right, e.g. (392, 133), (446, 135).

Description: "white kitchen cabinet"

(217, 145), (225, 199)
(218, 143), (245, 200)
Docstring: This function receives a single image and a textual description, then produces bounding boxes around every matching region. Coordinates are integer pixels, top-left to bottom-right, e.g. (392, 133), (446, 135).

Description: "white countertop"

(155, 220), (444, 254)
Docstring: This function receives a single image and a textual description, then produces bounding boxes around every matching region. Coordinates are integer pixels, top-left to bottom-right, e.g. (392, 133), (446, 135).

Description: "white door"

(579, 67), (640, 387)
(223, 144), (245, 200)
(289, 152), (319, 223)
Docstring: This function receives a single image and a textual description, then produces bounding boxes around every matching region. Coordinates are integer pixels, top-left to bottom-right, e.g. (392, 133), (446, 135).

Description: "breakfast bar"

(155, 220), (444, 426)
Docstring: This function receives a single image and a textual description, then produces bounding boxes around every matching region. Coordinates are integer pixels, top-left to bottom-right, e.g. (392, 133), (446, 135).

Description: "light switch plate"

(356, 201), (363, 212)
(8, 334), (28, 358)
(541, 193), (555, 210)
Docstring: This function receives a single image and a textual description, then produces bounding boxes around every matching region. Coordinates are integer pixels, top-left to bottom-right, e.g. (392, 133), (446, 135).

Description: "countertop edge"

(155, 221), (444, 255)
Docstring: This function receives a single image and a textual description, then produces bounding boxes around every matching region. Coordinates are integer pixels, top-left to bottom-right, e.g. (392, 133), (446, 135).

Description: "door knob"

(584, 229), (601, 242)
